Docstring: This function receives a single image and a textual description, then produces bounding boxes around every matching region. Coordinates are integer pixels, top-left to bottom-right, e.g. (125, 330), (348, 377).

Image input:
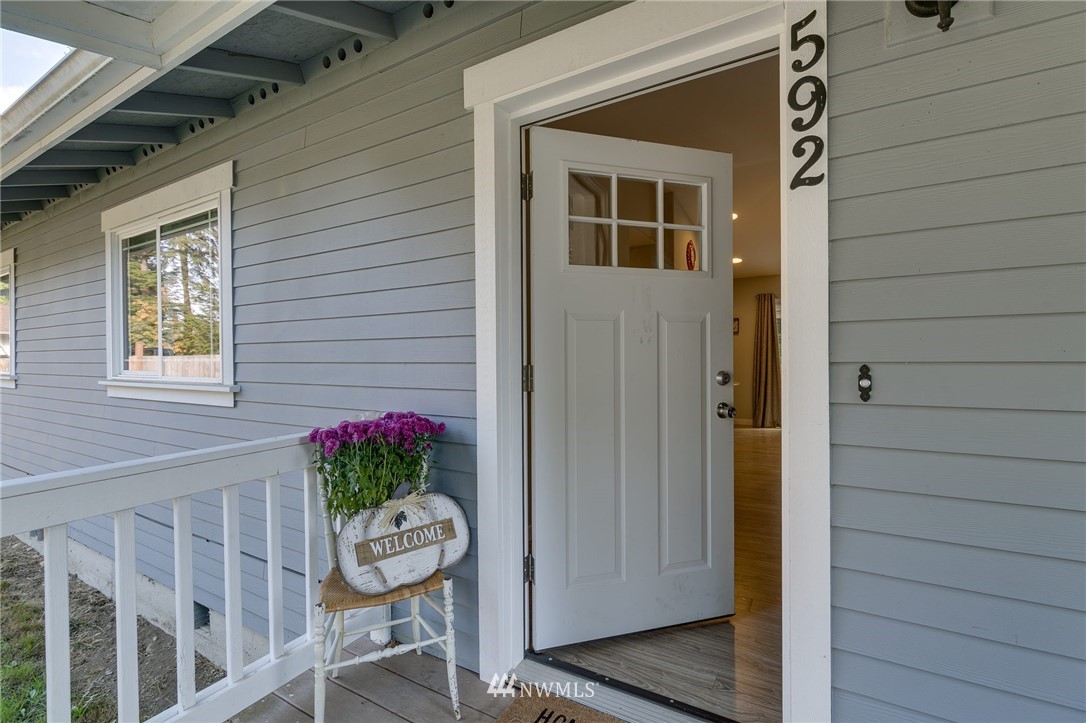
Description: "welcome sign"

(337, 493), (469, 594)
(354, 517), (457, 566)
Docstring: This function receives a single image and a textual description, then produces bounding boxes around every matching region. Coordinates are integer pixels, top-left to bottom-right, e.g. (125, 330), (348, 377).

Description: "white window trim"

(100, 161), (237, 407)
(464, 2), (830, 721)
(0, 248), (15, 388)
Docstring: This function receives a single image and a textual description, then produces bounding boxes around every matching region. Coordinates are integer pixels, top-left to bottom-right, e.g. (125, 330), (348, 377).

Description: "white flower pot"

(336, 492), (469, 595)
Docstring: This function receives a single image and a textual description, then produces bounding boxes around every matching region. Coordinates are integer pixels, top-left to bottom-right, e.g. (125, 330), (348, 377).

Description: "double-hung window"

(101, 162), (237, 406)
(0, 249), (14, 388)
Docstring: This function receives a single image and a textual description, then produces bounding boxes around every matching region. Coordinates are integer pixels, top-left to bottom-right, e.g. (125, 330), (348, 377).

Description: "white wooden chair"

(313, 483), (460, 722)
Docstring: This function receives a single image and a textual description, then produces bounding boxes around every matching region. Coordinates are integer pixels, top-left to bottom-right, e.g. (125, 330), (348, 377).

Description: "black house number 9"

(788, 10), (826, 190)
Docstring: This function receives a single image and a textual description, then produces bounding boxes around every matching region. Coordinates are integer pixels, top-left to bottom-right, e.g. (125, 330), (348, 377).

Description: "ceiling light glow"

(731, 212), (739, 220)
(732, 257), (743, 264)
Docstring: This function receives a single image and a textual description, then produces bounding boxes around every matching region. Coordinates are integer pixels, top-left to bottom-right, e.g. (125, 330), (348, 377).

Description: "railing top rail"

(1, 432), (314, 535)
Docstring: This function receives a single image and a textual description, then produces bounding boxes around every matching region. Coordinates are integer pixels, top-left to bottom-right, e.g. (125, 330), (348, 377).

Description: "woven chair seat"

(319, 566), (445, 612)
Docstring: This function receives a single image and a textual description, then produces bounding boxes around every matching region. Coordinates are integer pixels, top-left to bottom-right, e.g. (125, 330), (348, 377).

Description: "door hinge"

(521, 171), (533, 201)
(523, 553), (535, 584)
(522, 364), (534, 393)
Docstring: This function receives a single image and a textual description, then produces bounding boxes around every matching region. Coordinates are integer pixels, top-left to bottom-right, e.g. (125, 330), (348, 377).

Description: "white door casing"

(466, 2), (829, 720)
(529, 128), (734, 649)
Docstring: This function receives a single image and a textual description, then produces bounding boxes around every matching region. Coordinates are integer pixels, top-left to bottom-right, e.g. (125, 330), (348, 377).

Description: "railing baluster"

(222, 485), (243, 682)
(0, 433), (317, 723)
(303, 466), (320, 639)
(265, 476), (284, 659)
(114, 509), (139, 722)
(172, 497), (196, 709)
(43, 524), (71, 723)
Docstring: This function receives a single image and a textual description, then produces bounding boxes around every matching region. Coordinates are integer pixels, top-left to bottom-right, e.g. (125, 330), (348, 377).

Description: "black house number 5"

(788, 10), (826, 190)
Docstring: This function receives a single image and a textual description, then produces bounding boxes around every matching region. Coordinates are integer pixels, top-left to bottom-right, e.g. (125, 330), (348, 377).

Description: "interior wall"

(732, 275), (781, 424)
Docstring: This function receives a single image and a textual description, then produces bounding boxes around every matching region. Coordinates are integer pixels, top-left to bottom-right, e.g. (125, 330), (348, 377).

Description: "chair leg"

(411, 595), (422, 654)
(442, 578), (460, 720)
(332, 611), (345, 678)
(314, 604), (327, 723)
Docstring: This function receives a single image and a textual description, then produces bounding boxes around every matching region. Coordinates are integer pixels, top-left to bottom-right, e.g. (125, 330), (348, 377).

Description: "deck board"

(243, 637), (509, 723)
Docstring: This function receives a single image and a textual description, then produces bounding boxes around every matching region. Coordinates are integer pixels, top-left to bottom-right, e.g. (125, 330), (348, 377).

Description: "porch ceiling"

(0, 0), (419, 229)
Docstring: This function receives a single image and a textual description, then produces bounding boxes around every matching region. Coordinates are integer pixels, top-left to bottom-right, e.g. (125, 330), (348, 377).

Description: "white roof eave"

(1, 51), (142, 178)
(0, 0), (275, 181)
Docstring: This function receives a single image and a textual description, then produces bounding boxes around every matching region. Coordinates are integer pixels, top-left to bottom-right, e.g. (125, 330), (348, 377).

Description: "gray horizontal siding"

(828, 1), (1086, 718)
(0, 0), (621, 674)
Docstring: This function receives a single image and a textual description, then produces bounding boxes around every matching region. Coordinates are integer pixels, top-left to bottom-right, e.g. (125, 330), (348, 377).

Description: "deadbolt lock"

(716, 370), (731, 386)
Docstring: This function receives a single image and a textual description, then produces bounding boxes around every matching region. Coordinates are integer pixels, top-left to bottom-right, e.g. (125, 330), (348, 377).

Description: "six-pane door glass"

(567, 171), (705, 271)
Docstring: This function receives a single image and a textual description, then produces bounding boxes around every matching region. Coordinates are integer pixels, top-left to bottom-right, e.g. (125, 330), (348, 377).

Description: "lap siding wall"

(827, 2), (1086, 720)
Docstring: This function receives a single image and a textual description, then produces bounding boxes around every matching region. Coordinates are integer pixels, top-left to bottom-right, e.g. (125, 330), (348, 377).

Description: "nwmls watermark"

(487, 673), (597, 699)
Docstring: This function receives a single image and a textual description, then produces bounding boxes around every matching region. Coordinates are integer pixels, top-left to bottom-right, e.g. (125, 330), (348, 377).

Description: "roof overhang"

(1, 2), (274, 176)
(0, 1), (424, 228)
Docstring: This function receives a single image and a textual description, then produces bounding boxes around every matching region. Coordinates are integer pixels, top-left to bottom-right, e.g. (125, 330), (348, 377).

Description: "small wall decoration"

(733, 317), (740, 335)
(685, 239), (698, 271)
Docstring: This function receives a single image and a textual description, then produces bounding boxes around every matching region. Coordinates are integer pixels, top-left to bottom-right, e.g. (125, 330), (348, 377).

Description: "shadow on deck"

(236, 639), (511, 722)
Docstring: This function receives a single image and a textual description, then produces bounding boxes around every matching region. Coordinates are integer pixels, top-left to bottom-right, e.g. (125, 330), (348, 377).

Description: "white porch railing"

(0, 433), (323, 723)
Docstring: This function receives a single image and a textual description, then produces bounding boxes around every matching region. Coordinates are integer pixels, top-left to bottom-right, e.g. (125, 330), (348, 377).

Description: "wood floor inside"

(545, 428), (782, 722)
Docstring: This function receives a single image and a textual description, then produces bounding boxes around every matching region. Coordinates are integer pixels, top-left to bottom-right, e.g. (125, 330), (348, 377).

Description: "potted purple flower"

(309, 412), (469, 594)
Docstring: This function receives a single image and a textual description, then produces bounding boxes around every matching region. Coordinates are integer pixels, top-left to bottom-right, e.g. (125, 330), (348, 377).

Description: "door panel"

(659, 312), (710, 573)
(529, 127), (734, 650)
(566, 311), (624, 586)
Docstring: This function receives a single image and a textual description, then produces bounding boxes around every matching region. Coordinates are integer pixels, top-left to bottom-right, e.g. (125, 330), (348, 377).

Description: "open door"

(529, 127), (735, 650)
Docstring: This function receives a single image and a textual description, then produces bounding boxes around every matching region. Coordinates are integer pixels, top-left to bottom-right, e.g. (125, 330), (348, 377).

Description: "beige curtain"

(752, 292), (781, 428)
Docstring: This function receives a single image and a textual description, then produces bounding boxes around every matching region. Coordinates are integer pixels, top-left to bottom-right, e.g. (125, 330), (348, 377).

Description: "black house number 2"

(788, 10), (826, 190)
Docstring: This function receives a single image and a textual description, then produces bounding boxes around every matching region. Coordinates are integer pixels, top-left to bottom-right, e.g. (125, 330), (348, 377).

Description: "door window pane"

(569, 172), (611, 218)
(570, 222), (612, 266)
(663, 182), (701, 225)
(664, 229), (701, 271)
(617, 177), (657, 223)
(618, 225), (657, 269)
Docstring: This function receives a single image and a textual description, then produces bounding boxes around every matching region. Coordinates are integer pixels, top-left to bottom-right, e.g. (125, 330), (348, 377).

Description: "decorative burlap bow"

(377, 489), (428, 530)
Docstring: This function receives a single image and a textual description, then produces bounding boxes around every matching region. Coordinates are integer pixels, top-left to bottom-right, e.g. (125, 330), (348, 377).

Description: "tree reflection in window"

(121, 210), (220, 380)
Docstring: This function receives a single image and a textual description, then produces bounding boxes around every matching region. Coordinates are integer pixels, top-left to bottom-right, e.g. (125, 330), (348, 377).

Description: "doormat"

(496, 694), (624, 723)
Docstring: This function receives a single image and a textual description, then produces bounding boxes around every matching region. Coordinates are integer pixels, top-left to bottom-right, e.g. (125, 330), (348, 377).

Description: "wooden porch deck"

(236, 639), (511, 723)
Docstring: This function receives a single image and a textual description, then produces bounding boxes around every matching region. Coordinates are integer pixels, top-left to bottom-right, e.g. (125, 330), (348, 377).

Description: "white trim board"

(466, 1), (830, 721)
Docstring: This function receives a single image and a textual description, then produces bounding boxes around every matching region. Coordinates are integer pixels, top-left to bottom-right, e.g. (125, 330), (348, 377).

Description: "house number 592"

(788, 10), (826, 190)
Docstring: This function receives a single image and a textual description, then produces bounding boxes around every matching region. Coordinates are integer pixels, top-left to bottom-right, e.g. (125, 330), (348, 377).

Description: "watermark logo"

(487, 673), (520, 697)
(487, 673), (596, 699)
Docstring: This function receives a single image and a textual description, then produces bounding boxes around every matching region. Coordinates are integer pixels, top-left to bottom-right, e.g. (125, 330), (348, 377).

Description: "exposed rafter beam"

(1, 213), (22, 225)
(0, 186), (70, 201)
(0, 1), (161, 67)
(114, 92), (235, 119)
(24, 150), (134, 169)
(1, 200), (45, 213)
(68, 123), (179, 145)
(269, 1), (397, 42)
(2, 169), (100, 187)
(180, 48), (304, 85)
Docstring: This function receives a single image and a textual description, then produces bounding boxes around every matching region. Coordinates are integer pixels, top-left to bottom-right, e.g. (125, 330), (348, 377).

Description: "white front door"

(529, 127), (734, 650)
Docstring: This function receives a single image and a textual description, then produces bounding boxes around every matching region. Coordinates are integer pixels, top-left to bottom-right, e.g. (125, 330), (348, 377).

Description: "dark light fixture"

(905, 0), (957, 32)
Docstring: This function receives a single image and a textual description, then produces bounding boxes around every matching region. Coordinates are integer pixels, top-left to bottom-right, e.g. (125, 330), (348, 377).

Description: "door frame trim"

(465, 3), (830, 720)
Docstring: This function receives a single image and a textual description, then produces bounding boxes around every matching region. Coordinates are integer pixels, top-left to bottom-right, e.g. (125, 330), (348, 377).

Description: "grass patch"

(1, 550), (115, 722)
(0, 581), (48, 723)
